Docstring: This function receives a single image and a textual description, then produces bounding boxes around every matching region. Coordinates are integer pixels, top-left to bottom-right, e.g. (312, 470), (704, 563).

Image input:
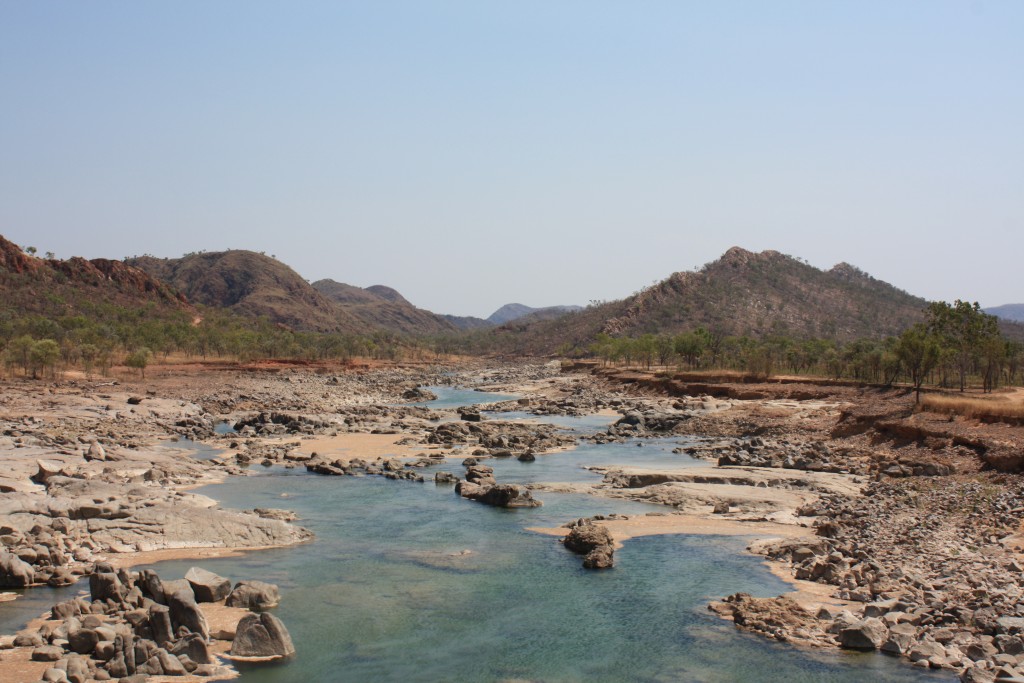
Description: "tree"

(29, 339), (60, 379)
(5, 335), (34, 375)
(927, 300), (1001, 392)
(674, 330), (708, 369)
(125, 347), (152, 379)
(896, 324), (941, 403)
(655, 334), (675, 367)
(79, 343), (98, 376)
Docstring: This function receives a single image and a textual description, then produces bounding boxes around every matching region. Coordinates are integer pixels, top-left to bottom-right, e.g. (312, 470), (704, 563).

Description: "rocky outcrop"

(402, 386), (437, 402)
(5, 566), (289, 681)
(230, 612), (295, 658)
(225, 580), (281, 611)
(0, 549), (35, 587)
(562, 520), (615, 569)
(454, 463), (542, 508)
(185, 567), (232, 603)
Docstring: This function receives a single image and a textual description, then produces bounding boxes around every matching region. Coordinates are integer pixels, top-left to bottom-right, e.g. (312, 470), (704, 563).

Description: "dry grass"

(921, 394), (1024, 423)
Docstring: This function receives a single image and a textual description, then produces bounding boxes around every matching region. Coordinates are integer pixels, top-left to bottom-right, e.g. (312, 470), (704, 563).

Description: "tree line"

(587, 301), (1022, 401)
(0, 305), (435, 379)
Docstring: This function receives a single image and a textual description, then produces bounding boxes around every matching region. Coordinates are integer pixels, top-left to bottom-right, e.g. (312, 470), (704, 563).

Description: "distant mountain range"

(126, 250), (580, 336)
(986, 304), (1024, 323)
(6, 232), (1017, 349)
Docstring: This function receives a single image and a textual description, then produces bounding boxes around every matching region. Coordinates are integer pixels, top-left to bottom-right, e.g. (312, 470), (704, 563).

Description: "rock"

(185, 567), (231, 603)
(31, 459), (67, 484)
(65, 654), (89, 683)
(908, 640), (946, 663)
(839, 617), (888, 650)
(149, 604), (173, 646)
(563, 522), (615, 569)
(230, 612), (295, 658)
(712, 501), (730, 514)
(477, 484), (542, 508)
(42, 669), (70, 683)
(67, 626), (100, 654)
(583, 546), (614, 569)
(169, 633), (212, 665)
(225, 580), (280, 611)
(31, 645), (64, 661)
(85, 442), (107, 461)
(0, 550), (35, 587)
(166, 584), (209, 640)
(89, 573), (124, 603)
(881, 622), (917, 655)
(402, 387), (437, 401)
(15, 632), (45, 647)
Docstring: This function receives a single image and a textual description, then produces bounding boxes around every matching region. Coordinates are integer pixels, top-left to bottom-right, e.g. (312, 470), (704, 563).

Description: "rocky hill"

(493, 248), (931, 354)
(986, 303), (1024, 323)
(312, 279), (457, 336)
(442, 314), (493, 331)
(129, 252), (362, 333)
(487, 303), (583, 325)
(0, 234), (190, 319)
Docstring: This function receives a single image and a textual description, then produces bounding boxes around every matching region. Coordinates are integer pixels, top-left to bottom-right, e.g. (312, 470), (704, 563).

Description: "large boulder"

(230, 612), (295, 658)
(185, 567), (232, 602)
(839, 617), (888, 650)
(89, 572), (125, 603)
(166, 584), (209, 640)
(0, 550), (35, 587)
(477, 484), (542, 508)
(563, 522), (615, 569)
(225, 580), (281, 612)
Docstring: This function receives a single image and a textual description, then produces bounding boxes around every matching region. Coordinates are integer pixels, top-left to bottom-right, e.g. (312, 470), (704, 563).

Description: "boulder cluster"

(561, 520), (615, 569)
(454, 459), (541, 508)
(8, 564), (291, 683)
(720, 475), (1024, 681)
(425, 420), (575, 457)
(306, 454), (443, 481)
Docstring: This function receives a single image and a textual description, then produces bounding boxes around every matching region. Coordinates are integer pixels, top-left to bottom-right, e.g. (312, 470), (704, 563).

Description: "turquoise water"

(141, 470), (946, 682)
(483, 436), (703, 487)
(409, 386), (519, 409)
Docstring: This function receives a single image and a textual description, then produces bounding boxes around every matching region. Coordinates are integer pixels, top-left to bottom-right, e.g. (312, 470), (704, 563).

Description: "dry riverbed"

(3, 359), (1024, 682)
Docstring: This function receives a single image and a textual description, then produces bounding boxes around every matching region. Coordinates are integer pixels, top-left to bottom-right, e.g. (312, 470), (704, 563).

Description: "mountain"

(0, 234), (190, 318)
(491, 248), (930, 354)
(442, 314), (493, 331)
(986, 304), (1024, 323)
(487, 303), (583, 325)
(129, 251), (361, 333)
(311, 279), (457, 336)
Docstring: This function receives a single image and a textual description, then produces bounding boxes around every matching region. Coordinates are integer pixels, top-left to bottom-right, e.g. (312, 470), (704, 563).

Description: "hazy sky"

(1, 2), (1021, 318)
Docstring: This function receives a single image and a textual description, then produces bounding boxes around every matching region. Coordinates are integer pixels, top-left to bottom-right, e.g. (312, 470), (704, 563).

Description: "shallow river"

(1, 388), (948, 682)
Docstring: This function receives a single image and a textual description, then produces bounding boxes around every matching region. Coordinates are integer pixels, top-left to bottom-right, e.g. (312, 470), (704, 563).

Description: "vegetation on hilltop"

(128, 252), (361, 334)
(0, 237), (434, 377)
(445, 248), (932, 357)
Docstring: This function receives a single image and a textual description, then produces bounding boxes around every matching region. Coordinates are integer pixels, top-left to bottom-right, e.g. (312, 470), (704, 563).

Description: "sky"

(1, 1), (1021, 318)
